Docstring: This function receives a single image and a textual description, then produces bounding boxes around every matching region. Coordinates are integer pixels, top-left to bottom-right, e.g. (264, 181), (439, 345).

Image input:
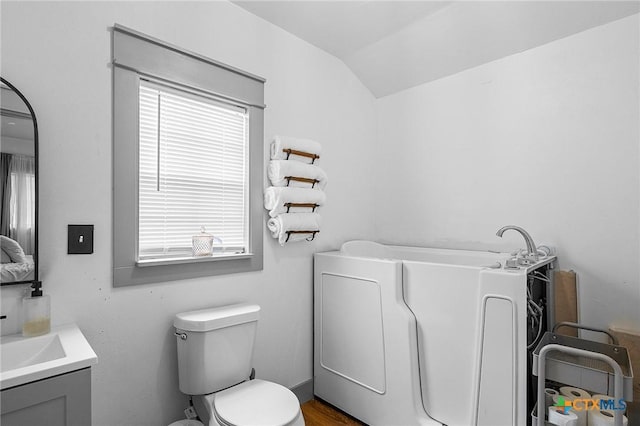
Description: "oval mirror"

(0, 78), (38, 286)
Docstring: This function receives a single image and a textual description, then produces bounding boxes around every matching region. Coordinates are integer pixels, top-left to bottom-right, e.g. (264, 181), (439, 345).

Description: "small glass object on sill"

(192, 226), (214, 257)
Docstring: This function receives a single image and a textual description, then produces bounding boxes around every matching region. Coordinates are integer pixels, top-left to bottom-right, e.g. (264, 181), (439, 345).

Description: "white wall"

(375, 15), (640, 332)
(0, 2), (376, 425)
(2, 2), (638, 424)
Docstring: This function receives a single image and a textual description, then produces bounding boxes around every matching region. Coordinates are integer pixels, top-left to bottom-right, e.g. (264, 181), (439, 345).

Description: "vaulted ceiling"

(233, 1), (640, 98)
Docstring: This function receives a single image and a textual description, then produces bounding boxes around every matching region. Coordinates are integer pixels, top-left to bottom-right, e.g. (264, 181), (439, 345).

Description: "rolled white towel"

(268, 160), (328, 189)
(270, 136), (321, 162)
(267, 213), (321, 245)
(264, 187), (326, 218)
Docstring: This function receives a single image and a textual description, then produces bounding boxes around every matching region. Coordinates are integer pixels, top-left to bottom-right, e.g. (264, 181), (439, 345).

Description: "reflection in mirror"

(1, 79), (37, 285)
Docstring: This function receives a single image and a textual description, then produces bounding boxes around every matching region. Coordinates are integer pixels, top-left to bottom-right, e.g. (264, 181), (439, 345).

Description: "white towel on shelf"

(270, 136), (322, 162)
(267, 213), (321, 245)
(268, 160), (328, 189)
(264, 187), (326, 218)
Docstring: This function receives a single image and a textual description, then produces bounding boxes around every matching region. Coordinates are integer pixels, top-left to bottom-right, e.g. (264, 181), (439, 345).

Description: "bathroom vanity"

(0, 323), (98, 425)
(1, 367), (91, 426)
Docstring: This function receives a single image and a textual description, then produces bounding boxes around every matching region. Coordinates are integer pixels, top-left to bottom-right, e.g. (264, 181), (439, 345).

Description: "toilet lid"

(213, 379), (300, 426)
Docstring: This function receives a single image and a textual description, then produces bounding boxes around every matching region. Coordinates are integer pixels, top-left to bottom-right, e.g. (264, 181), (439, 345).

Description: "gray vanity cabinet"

(1, 367), (91, 426)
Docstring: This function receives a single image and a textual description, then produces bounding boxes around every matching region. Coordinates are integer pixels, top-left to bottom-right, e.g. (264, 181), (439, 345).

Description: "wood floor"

(301, 399), (640, 425)
(301, 399), (365, 426)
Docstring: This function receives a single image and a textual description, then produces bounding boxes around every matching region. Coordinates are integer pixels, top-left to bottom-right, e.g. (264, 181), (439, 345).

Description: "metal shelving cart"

(531, 322), (634, 426)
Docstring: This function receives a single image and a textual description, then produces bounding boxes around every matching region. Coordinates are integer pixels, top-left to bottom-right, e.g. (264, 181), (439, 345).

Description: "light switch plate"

(68, 225), (94, 254)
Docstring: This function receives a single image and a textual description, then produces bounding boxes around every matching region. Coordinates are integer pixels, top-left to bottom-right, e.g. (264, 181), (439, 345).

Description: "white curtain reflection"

(9, 155), (35, 255)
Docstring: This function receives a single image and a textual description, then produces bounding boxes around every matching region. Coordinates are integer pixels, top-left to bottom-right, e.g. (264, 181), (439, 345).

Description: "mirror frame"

(0, 77), (39, 289)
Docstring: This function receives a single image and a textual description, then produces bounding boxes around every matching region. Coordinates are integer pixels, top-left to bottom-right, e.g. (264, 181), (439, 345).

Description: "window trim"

(136, 253), (254, 268)
(112, 24), (265, 287)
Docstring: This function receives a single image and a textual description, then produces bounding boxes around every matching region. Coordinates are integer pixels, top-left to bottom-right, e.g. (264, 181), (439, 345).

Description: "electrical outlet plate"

(68, 225), (94, 254)
(184, 406), (198, 419)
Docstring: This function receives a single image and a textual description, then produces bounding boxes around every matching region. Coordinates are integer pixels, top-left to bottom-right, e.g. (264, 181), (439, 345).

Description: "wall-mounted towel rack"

(285, 230), (319, 242)
(267, 137), (324, 245)
(285, 176), (320, 188)
(283, 148), (320, 164)
(284, 202), (319, 213)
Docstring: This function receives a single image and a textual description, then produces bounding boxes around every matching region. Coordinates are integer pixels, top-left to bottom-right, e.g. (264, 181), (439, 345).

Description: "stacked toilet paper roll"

(588, 409), (628, 426)
(560, 386), (591, 400)
(589, 394), (628, 426)
(552, 387), (591, 426)
(548, 407), (578, 426)
(545, 388), (560, 410)
(591, 394), (626, 414)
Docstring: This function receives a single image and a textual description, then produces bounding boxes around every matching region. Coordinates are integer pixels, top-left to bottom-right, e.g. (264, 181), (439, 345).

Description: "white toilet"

(174, 304), (305, 426)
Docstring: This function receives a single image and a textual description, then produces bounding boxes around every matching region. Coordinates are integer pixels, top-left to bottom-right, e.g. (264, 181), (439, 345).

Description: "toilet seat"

(212, 379), (301, 426)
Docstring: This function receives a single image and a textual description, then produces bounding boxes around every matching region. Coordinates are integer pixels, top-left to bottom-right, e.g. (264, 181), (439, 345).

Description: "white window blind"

(138, 81), (249, 261)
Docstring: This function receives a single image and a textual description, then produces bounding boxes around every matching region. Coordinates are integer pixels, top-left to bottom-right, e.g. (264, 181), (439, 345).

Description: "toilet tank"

(174, 304), (260, 395)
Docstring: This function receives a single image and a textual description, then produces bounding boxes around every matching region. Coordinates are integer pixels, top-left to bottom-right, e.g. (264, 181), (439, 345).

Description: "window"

(138, 82), (249, 262)
(8, 155), (35, 255)
(9, 170), (35, 230)
(112, 24), (265, 286)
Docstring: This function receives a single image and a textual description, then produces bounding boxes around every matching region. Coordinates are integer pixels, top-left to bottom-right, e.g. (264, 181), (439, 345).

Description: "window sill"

(136, 252), (253, 267)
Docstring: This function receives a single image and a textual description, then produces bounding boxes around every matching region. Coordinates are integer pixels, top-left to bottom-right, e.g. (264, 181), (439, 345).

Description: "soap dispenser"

(22, 282), (50, 337)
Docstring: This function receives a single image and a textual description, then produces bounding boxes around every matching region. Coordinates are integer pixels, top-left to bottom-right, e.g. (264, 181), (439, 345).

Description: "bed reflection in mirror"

(1, 81), (36, 284)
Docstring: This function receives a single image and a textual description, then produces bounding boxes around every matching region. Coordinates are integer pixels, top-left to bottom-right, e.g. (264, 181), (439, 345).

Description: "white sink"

(0, 323), (97, 389)
(1, 333), (66, 372)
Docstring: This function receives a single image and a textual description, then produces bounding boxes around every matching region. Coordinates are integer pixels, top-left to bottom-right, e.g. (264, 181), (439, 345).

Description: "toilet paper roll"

(548, 407), (578, 426)
(545, 388), (560, 410)
(591, 395), (626, 414)
(560, 386), (591, 400)
(553, 395), (587, 426)
(588, 409), (628, 426)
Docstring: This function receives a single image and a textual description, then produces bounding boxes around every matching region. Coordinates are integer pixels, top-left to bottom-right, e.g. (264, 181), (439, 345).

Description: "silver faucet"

(496, 225), (538, 261)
